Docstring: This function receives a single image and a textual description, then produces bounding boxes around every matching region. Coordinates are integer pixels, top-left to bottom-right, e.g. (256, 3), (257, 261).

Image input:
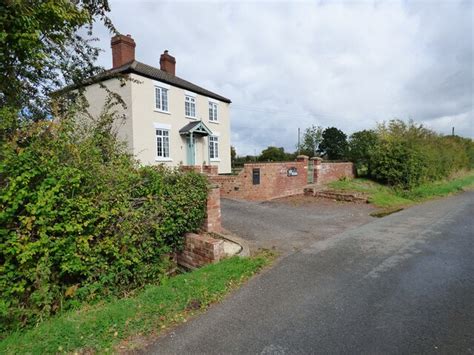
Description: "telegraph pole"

(297, 128), (301, 154)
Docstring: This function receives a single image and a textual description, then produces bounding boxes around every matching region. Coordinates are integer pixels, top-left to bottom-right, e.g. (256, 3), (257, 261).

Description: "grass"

(0, 251), (276, 354)
(328, 170), (474, 210)
(328, 178), (411, 208)
(401, 172), (474, 200)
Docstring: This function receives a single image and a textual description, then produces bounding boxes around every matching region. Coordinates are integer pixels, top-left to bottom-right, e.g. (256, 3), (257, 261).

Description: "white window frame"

(208, 101), (218, 122)
(209, 135), (219, 161)
(185, 94), (196, 119)
(154, 84), (169, 113)
(156, 128), (171, 161)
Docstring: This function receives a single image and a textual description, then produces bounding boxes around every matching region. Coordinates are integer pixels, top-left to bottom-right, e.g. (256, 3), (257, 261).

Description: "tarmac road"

(149, 191), (474, 354)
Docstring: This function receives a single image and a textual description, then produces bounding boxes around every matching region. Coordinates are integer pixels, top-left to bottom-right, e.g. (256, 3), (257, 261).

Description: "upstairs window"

(209, 102), (218, 122)
(155, 86), (168, 112)
(209, 136), (219, 160)
(185, 95), (196, 118)
(156, 129), (170, 158)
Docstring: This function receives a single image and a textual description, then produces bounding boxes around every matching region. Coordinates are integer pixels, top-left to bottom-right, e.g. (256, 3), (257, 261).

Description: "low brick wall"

(177, 233), (224, 269)
(210, 157), (308, 201)
(182, 159), (354, 202)
(179, 165), (202, 173)
(315, 161), (355, 184)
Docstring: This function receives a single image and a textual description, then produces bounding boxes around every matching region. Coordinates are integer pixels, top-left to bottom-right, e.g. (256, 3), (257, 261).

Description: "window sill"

(208, 120), (219, 124)
(155, 158), (173, 162)
(210, 158), (221, 162)
(185, 116), (197, 120)
(154, 109), (171, 115)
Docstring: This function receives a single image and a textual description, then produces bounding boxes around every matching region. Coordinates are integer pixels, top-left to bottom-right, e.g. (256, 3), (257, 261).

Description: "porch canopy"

(179, 120), (212, 137)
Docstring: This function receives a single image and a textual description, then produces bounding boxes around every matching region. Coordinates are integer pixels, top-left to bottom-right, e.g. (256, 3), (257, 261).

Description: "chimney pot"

(160, 50), (176, 75)
(111, 34), (136, 68)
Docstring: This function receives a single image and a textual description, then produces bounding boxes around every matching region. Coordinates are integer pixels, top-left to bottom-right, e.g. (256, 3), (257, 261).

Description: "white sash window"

(156, 129), (170, 158)
(209, 136), (219, 160)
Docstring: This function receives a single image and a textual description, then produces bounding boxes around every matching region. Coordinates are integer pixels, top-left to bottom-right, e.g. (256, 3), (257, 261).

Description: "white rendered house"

(82, 34), (232, 173)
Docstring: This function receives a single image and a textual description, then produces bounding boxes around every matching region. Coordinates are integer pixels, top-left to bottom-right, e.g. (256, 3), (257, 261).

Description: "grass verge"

(0, 251), (276, 354)
(328, 170), (474, 210)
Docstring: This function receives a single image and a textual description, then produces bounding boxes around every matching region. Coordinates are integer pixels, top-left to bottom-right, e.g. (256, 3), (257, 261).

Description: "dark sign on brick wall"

(252, 168), (260, 185)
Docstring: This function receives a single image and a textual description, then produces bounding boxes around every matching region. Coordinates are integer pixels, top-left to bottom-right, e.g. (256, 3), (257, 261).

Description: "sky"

(93, 0), (473, 156)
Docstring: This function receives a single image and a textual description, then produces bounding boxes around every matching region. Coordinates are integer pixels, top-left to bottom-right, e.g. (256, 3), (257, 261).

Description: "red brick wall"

(177, 233), (224, 269)
(180, 165), (218, 175)
(198, 159), (354, 202)
(315, 162), (355, 184)
(210, 159), (308, 201)
(202, 165), (218, 176)
(179, 165), (202, 173)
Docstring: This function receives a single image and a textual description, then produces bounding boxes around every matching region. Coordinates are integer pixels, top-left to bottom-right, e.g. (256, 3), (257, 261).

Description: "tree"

(318, 127), (349, 160)
(0, 0), (114, 127)
(230, 146), (237, 162)
(348, 130), (378, 176)
(297, 125), (323, 157)
(258, 146), (287, 162)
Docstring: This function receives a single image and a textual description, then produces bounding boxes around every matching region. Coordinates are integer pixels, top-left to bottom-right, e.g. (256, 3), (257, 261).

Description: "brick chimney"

(160, 50), (176, 75)
(111, 34), (136, 68)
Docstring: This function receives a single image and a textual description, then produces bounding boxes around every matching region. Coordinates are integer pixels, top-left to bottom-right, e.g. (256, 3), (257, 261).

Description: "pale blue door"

(186, 136), (195, 165)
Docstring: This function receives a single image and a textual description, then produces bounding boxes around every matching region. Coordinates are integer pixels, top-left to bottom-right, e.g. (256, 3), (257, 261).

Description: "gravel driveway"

(221, 195), (376, 252)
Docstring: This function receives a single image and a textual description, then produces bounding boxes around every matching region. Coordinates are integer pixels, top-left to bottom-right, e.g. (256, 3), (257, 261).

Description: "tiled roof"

(102, 60), (231, 103)
(179, 120), (213, 136)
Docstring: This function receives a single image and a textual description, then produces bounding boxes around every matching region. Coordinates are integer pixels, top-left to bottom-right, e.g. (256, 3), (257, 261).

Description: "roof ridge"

(130, 61), (231, 103)
(58, 60), (231, 103)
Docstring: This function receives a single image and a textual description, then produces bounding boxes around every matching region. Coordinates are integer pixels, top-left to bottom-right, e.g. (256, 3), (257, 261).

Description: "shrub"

(348, 130), (378, 176)
(0, 116), (208, 333)
(258, 146), (295, 162)
(368, 120), (472, 189)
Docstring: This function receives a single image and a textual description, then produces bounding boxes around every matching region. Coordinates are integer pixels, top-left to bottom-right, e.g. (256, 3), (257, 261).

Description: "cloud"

(93, 0), (473, 155)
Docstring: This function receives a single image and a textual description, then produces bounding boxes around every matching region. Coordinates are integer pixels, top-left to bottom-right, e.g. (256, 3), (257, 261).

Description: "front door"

(186, 136), (195, 165)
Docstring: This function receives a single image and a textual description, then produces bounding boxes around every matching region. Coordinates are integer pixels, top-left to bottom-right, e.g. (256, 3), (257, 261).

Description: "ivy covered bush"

(0, 115), (208, 333)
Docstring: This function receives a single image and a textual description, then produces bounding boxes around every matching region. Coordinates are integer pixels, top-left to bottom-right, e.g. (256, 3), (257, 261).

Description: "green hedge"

(349, 120), (473, 189)
(0, 118), (208, 333)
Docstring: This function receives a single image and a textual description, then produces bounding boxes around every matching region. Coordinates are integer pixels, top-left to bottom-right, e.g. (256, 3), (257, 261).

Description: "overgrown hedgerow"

(349, 120), (473, 189)
(0, 114), (208, 333)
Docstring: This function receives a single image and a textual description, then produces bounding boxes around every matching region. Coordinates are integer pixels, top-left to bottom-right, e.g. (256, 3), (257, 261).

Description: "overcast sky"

(93, 0), (473, 156)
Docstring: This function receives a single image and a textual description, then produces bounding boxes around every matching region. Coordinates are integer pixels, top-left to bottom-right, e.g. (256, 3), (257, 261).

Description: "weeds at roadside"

(0, 251), (276, 354)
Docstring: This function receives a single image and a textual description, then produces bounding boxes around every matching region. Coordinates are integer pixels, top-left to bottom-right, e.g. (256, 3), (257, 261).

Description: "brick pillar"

(312, 157), (323, 184)
(203, 185), (221, 233)
(296, 155), (309, 163)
